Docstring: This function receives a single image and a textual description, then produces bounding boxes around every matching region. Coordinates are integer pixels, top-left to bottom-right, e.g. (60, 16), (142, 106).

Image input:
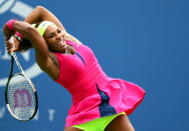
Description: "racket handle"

(9, 36), (14, 43)
(8, 36), (15, 55)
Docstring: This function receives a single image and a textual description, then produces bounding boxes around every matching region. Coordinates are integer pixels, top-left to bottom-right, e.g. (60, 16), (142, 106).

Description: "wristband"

(6, 19), (16, 30)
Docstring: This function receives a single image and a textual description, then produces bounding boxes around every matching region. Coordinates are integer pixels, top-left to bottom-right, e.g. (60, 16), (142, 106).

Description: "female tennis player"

(4, 6), (145, 131)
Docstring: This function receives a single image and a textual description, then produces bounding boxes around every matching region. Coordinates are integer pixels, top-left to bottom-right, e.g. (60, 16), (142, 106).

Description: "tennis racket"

(5, 36), (38, 121)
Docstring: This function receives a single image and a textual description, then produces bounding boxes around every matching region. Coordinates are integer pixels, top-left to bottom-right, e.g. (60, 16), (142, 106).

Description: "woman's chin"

(58, 47), (67, 53)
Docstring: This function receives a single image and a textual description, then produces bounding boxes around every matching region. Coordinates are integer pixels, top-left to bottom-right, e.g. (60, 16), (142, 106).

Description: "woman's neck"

(65, 44), (75, 55)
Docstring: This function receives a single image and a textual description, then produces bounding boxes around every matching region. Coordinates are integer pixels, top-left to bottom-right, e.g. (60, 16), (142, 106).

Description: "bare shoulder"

(64, 31), (83, 45)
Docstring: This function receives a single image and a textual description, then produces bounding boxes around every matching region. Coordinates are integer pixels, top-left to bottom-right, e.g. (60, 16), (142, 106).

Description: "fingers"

(5, 41), (15, 54)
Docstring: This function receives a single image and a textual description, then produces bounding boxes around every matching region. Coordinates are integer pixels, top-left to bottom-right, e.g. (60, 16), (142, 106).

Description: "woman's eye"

(48, 33), (54, 38)
(57, 29), (61, 33)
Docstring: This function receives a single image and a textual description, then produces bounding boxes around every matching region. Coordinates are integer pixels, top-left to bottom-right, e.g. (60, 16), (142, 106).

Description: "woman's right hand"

(5, 37), (20, 54)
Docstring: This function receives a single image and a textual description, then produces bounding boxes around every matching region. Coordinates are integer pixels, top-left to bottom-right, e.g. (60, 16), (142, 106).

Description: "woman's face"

(43, 24), (67, 53)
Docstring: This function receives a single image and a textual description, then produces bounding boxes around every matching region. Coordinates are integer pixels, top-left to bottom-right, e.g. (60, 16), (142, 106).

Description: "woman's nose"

(56, 33), (62, 40)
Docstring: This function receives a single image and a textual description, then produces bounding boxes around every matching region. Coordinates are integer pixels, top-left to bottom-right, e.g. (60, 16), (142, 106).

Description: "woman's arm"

(24, 6), (82, 44)
(10, 21), (59, 80)
(24, 6), (65, 31)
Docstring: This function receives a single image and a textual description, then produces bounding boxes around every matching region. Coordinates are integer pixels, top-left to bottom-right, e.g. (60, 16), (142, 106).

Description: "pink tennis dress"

(54, 40), (145, 127)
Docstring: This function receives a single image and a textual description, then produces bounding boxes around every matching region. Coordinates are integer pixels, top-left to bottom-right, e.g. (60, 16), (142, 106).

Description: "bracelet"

(15, 32), (23, 39)
(6, 19), (16, 30)
(15, 34), (23, 42)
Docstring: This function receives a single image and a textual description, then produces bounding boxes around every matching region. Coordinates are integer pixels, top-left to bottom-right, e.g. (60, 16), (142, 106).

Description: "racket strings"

(7, 75), (36, 120)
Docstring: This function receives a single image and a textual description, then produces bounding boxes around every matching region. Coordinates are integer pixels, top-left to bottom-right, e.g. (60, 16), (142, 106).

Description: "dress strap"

(65, 40), (78, 47)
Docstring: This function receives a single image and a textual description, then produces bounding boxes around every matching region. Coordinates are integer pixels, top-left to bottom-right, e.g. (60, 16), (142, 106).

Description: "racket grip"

(6, 19), (16, 31)
(9, 36), (15, 54)
(9, 36), (14, 44)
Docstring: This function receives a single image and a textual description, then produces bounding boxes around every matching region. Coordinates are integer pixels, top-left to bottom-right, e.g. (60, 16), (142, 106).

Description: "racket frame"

(5, 36), (38, 121)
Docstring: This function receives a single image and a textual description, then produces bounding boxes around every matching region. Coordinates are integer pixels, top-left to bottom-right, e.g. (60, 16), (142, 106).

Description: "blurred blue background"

(0, 0), (188, 131)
